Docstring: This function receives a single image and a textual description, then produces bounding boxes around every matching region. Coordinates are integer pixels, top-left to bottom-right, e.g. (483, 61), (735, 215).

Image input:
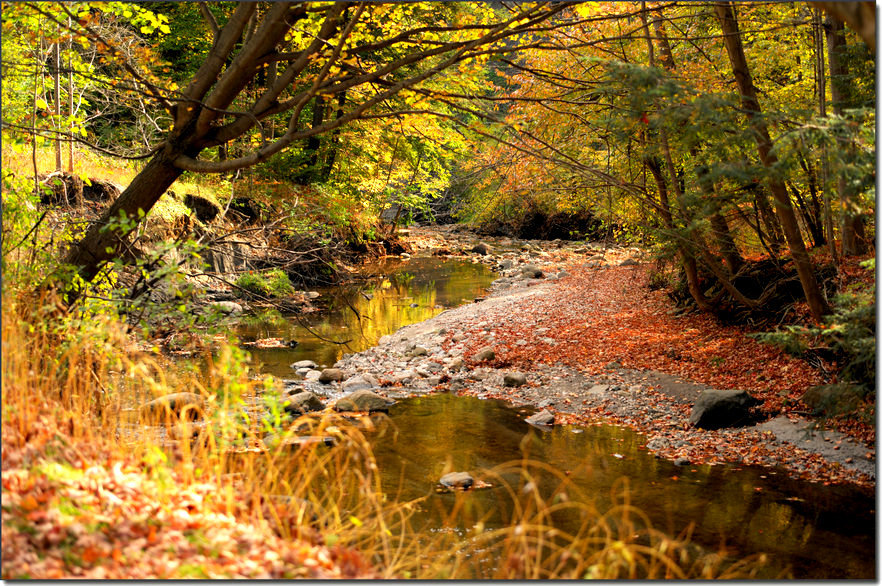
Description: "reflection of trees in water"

(233, 259), (497, 367)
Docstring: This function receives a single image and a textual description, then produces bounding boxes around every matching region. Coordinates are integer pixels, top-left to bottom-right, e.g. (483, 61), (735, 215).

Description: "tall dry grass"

(1, 242), (779, 579)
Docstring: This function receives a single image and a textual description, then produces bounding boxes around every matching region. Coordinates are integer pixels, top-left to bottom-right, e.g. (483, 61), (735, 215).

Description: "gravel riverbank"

(284, 241), (873, 489)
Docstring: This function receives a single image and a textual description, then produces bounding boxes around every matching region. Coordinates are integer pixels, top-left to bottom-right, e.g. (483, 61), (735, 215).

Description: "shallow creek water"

(232, 257), (874, 578)
(234, 257), (497, 378)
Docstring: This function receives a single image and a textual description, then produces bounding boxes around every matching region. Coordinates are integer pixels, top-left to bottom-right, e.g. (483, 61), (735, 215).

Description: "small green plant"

(234, 269), (294, 298)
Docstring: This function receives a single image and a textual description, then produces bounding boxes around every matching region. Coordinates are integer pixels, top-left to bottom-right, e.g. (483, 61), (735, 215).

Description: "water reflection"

(235, 258), (497, 378)
(365, 394), (875, 579)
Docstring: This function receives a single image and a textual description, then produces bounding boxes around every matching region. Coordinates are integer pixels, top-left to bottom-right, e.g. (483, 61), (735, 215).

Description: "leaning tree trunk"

(714, 1), (831, 320)
(61, 149), (185, 300)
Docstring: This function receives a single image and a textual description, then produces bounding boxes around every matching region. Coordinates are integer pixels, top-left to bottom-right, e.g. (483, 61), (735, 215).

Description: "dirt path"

(326, 229), (874, 489)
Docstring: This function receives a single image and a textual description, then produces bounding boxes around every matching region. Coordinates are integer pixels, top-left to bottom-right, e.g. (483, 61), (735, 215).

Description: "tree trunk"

(826, 15), (868, 255)
(61, 150), (186, 300)
(715, 1), (830, 320)
(53, 42), (62, 173)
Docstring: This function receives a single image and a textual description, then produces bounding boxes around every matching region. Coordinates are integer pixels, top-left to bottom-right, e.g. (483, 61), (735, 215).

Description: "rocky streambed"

(271, 233), (873, 488)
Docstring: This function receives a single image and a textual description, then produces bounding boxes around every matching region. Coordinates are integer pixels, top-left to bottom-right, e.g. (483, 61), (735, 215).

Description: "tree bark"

(826, 15), (868, 255)
(715, 1), (830, 320)
(61, 148), (187, 299)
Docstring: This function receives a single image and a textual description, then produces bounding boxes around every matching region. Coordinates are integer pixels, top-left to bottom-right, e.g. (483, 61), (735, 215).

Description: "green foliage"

(234, 269), (295, 299)
(754, 262), (875, 399)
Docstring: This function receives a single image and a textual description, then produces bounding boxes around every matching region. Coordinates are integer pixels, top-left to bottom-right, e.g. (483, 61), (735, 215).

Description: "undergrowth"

(0, 281), (778, 579)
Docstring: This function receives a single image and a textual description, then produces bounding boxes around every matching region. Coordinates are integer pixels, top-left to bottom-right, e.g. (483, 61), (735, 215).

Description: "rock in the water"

(334, 390), (395, 413)
(342, 375), (376, 393)
(439, 472), (474, 490)
(304, 370), (322, 382)
(525, 409), (555, 426)
(520, 265), (544, 279)
(473, 346), (495, 362)
(318, 368), (345, 384)
(471, 242), (492, 256)
(801, 384), (864, 416)
(291, 359), (318, 370)
(283, 391), (324, 415)
(688, 389), (761, 430)
(140, 392), (204, 421)
(211, 301), (244, 315)
(504, 372), (527, 387)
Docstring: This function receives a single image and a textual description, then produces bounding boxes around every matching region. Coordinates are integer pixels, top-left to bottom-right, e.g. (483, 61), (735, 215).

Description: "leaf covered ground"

(450, 263), (874, 487)
(1, 416), (377, 580)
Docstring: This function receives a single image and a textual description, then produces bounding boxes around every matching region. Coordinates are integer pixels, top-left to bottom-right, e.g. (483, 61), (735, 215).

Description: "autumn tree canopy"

(1, 1), (875, 320)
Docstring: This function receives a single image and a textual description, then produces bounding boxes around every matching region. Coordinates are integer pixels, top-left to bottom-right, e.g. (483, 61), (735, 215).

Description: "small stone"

(306, 291), (320, 299)
(674, 457), (690, 466)
(318, 368), (344, 384)
(504, 372), (527, 387)
(295, 367), (312, 377)
(211, 301), (244, 315)
(291, 359), (318, 370)
(140, 392), (204, 421)
(304, 370), (322, 382)
(525, 409), (555, 426)
(619, 258), (639, 266)
(452, 333), (466, 343)
(334, 390), (395, 413)
(283, 391), (324, 415)
(471, 242), (492, 255)
(342, 375), (375, 393)
(439, 472), (474, 490)
(409, 346), (428, 357)
(520, 265), (544, 279)
(447, 357), (464, 371)
(473, 346), (495, 362)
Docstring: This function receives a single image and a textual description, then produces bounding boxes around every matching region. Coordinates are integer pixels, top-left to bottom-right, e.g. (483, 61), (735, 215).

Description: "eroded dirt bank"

(324, 227), (874, 489)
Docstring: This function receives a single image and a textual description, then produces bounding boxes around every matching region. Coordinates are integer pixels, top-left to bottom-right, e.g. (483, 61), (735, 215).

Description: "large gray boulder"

(801, 384), (864, 416)
(334, 390), (395, 413)
(689, 389), (761, 430)
(283, 391), (324, 415)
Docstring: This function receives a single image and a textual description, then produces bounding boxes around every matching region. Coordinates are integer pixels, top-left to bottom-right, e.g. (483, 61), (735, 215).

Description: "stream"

(232, 257), (875, 579)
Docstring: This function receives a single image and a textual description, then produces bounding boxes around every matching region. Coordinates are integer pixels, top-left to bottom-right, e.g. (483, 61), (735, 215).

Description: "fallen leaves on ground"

(1, 421), (377, 579)
(449, 263), (874, 487)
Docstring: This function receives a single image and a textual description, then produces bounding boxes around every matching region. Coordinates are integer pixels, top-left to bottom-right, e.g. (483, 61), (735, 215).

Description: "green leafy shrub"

(234, 269), (294, 298)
